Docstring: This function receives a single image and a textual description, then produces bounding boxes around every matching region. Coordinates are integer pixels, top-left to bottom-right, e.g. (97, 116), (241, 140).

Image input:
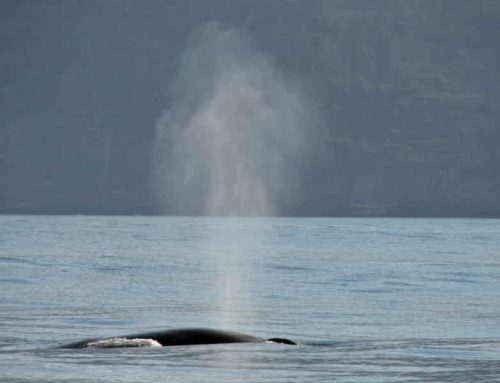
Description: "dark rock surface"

(1, 1), (499, 217)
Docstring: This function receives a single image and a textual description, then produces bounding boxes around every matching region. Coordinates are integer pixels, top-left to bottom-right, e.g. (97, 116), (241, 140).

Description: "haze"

(1, 0), (499, 217)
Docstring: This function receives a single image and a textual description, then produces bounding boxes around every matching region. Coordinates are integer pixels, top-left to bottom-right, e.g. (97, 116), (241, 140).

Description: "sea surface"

(1, 215), (500, 382)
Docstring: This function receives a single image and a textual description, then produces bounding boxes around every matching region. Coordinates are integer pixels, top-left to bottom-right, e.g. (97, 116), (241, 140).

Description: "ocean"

(1, 215), (499, 382)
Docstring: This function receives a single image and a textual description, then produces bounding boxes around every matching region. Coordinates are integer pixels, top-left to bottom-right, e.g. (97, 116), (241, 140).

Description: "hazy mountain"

(1, 0), (499, 216)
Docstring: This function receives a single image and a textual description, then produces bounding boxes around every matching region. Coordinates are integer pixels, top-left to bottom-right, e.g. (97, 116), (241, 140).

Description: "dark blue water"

(1, 216), (500, 382)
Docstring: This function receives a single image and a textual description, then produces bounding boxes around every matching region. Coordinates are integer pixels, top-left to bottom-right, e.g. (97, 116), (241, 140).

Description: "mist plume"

(154, 24), (314, 216)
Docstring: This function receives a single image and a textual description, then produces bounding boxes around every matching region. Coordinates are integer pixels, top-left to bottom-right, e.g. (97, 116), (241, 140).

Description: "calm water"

(1, 215), (500, 382)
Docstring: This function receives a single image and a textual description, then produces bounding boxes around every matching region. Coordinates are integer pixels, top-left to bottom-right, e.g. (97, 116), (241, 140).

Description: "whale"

(62, 328), (296, 348)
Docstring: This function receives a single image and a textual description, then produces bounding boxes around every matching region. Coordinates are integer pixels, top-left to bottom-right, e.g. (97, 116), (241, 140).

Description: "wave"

(86, 338), (161, 348)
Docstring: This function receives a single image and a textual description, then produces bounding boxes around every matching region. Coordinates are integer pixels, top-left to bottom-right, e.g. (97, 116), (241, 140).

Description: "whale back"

(61, 328), (295, 348)
(62, 328), (264, 348)
(131, 328), (264, 346)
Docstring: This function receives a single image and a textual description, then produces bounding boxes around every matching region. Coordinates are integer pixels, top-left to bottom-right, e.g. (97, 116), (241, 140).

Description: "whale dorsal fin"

(267, 338), (296, 345)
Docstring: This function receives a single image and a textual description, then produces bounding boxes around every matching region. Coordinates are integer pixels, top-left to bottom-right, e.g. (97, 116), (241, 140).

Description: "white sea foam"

(86, 337), (162, 348)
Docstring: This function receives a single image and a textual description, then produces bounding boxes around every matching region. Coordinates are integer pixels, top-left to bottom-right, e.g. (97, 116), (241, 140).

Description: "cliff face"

(1, 0), (499, 216)
(291, 1), (500, 216)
